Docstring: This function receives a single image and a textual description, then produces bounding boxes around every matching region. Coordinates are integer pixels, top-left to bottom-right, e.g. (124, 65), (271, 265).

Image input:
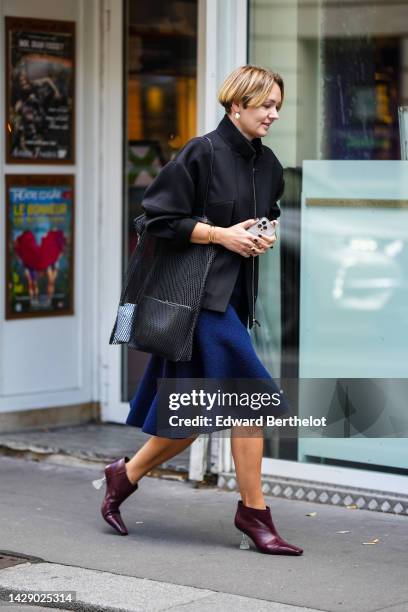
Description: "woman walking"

(100, 65), (303, 556)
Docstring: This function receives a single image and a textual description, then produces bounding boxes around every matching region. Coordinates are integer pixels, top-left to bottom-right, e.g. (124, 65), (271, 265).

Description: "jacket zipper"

(252, 165), (261, 328)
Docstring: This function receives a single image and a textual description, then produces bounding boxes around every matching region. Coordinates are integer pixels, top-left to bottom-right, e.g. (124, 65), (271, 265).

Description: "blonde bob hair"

(218, 64), (284, 113)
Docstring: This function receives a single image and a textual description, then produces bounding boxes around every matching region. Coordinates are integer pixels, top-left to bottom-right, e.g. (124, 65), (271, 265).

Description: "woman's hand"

(216, 219), (278, 258)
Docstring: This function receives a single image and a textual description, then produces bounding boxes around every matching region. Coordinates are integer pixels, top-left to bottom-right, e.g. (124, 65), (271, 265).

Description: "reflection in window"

(321, 35), (402, 160)
(249, 0), (408, 162)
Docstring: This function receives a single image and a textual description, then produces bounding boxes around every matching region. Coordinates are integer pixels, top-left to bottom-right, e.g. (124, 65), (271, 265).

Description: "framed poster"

(5, 17), (75, 164)
(5, 175), (74, 319)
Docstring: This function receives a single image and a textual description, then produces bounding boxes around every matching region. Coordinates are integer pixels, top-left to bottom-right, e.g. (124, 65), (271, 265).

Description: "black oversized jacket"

(141, 113), (285, 329)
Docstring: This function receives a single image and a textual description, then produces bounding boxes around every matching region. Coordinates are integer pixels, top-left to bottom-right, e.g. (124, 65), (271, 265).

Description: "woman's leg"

(231, 426), (266, 509)
(125, 435), (197, 485)
(100, 434), (197, 536)
(231, 426), (303, 555)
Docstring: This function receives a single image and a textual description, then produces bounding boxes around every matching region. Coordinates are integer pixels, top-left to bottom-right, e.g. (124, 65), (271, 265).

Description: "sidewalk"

(0, 456), (407, 612)
(0, 423), (190, 474)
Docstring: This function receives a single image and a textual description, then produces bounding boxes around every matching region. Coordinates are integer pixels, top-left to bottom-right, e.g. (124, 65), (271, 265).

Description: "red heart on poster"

(14, 230), (66, 271)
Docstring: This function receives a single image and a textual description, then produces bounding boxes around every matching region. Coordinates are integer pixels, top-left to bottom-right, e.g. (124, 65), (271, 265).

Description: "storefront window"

(249, 0), (408, 470)
(249, 1), (407, 165)
(122, 0), (198, 401)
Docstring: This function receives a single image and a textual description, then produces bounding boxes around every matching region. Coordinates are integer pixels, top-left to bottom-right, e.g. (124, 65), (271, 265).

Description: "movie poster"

(5, 17), (75, 164)
(6, 175), (74, 319)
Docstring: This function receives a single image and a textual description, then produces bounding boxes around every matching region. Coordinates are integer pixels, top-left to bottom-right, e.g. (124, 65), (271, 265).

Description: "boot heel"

(239, 532), (250, 550)
(92, 476), (106, 490)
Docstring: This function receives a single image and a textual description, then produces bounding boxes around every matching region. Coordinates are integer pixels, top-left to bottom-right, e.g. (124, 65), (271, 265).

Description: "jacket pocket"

(206, 199), (235, 227)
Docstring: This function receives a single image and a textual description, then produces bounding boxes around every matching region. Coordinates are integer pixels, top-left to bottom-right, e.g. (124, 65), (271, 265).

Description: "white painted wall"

(98, 0), (126, 423)
(0, 0), (100, 413)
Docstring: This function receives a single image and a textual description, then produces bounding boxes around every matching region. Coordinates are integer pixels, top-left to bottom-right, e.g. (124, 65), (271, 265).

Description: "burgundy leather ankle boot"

(234, 500), (303, 555)
(101, 457), (138, 535)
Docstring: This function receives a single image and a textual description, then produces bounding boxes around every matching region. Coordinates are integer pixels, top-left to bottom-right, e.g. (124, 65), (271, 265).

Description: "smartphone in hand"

(246, 217), (278, 237)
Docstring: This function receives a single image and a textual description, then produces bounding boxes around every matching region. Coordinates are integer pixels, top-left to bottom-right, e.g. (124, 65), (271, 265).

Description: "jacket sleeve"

(141, 152), (202, 247)
(269, 170), (285, 220)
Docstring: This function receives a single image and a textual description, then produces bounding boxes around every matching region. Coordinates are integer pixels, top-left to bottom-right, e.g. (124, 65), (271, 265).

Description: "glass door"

(122, 0), (198, 402)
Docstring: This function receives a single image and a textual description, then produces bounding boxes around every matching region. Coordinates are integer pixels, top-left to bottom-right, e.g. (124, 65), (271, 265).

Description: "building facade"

(1, 0), (407, 509)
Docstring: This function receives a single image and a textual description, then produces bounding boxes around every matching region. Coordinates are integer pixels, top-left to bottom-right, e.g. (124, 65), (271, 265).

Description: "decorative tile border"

(218, 473), (408, 516)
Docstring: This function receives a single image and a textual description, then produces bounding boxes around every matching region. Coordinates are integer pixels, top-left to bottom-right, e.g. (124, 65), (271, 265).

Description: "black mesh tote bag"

(109, 136), (218, 362)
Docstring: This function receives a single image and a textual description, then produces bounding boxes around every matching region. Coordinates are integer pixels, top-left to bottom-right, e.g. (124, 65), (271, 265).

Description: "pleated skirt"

(126, 262), (287, 437)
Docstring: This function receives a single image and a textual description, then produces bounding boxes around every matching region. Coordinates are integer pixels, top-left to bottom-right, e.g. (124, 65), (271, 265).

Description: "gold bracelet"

(207, 225), (212, 243)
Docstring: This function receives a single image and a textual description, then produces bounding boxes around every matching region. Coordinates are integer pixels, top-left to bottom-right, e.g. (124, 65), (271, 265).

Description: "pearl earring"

(235, 112), (240, 119)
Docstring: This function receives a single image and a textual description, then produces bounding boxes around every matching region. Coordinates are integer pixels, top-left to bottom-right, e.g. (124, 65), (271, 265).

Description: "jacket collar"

(216, 114), (263, 160)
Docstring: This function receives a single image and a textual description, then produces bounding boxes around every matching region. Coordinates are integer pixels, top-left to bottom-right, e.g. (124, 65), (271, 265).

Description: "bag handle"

(200, 135), (214, 222)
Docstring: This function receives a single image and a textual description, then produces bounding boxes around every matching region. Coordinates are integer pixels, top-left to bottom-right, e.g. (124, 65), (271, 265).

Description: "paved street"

(0, 457), (407, 611)
(0, 424), (190, 473)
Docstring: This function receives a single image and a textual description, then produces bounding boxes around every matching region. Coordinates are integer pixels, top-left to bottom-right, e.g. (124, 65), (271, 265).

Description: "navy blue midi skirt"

(126, 262), (287, 436)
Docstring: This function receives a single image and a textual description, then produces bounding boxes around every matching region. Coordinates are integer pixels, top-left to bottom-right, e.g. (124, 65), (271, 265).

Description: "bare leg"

(125, 435), (197, 485)
(231, 426), (266, 509)
(46, 266), (57, 298)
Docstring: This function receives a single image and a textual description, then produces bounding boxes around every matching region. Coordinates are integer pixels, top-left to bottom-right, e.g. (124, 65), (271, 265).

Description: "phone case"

(247, 217), (277, 237)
